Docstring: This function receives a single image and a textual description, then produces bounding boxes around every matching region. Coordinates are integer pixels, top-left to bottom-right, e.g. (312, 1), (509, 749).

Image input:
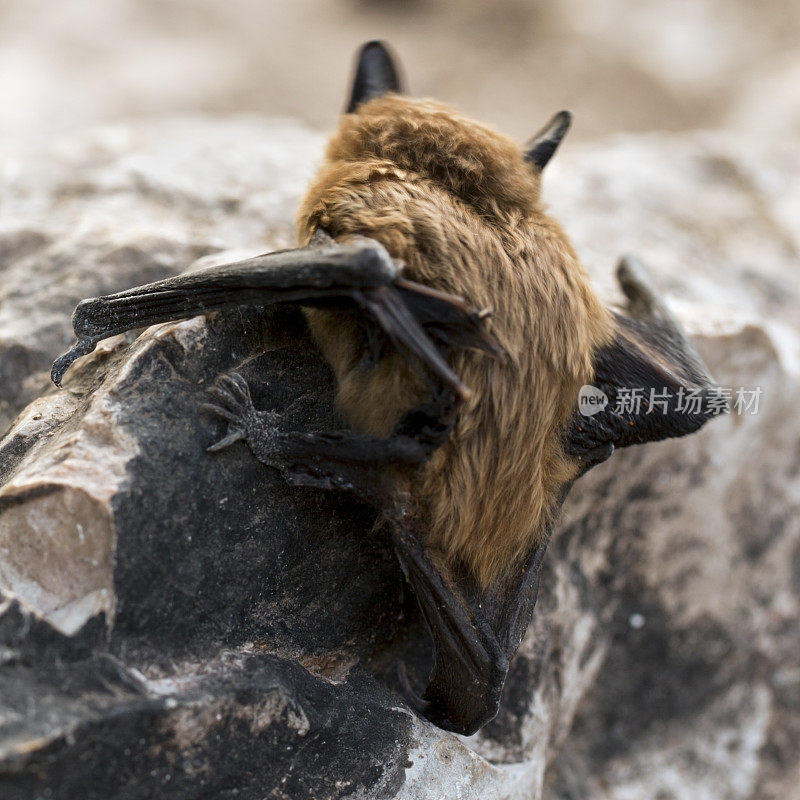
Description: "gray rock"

(0, 119), (797, 799)
(546, 135), (800, 800)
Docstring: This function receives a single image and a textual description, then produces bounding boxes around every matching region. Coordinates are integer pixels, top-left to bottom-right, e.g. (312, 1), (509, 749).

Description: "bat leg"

(202, 372), (457, 505)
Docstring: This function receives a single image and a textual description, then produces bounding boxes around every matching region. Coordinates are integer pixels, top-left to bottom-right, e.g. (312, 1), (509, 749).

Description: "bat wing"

(569, 256), (725, 459)
(51, 233), (501, 391)
(393, 522), (551, 735)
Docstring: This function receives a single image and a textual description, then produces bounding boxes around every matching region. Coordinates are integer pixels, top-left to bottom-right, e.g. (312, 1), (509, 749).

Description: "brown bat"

(51, 41), (724, 735)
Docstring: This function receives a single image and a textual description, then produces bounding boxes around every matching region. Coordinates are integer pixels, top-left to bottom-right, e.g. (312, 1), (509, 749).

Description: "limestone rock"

(0, 119), (797, 799)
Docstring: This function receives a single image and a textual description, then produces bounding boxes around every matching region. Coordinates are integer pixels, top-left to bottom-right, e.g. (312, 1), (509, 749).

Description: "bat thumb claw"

(51, 337), (98, 387)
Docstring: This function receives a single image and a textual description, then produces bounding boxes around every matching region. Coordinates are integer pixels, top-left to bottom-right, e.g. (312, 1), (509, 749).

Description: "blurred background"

(2, 0), (799, 146)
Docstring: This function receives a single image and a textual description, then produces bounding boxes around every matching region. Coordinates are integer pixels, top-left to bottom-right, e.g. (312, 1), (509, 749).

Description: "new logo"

(578, 385), (608, 416)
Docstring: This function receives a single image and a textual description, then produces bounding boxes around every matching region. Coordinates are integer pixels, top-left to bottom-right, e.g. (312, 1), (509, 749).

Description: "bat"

(51, 41), (724, 735)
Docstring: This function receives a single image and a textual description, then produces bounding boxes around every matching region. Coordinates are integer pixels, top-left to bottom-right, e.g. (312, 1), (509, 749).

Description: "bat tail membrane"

(51, 236), (502, 395)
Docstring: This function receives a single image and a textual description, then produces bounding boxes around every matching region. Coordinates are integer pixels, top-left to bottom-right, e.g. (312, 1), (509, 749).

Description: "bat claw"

(217, 372), (251, 403)
(206, 429), (245, 452)
(204, 373), (251, 412)
(51, 337), (99, 387)
(227, 371), (251, 396)
(199, 402), (239, 424)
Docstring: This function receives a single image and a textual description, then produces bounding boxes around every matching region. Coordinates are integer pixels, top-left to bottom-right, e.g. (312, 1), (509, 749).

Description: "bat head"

(297, 41), (579, 282)
(320, 41), (570, 221)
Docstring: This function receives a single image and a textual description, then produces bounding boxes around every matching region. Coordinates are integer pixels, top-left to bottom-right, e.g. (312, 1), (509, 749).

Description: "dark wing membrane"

(568, 257), (726, 456)
(569, 316), (722, 455)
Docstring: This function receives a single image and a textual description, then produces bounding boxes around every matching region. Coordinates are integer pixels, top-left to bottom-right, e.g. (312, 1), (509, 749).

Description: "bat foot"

(202, 373), (281, 455)
(202, 372), (419, 505)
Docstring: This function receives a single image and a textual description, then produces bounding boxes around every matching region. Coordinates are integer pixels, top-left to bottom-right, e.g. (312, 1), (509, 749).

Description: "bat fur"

(300, 94), (614, 587)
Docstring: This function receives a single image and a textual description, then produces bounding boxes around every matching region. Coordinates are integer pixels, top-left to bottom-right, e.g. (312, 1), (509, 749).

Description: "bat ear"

(569, 256), (727, 458)
(523, 110), (572, 170)
(346, 40), (405, 113)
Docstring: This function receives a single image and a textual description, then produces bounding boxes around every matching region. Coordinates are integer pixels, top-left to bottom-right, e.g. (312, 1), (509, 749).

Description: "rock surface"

(0, 118), (798, 799)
